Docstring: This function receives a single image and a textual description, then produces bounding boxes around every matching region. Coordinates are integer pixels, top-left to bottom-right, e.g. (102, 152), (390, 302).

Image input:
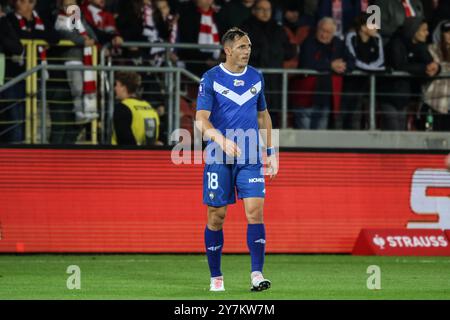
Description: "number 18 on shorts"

(203, 163), (266, 206)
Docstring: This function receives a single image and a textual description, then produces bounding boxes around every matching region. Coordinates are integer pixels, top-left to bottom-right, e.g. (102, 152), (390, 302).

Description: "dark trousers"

(0, 81), (25, 143)
(48, 82), (82, 144)
(379, 103), (408, 131)
(338, 77), (367, 130)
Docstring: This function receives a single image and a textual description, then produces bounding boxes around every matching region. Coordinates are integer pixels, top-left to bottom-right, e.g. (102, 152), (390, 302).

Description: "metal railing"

(2, 40), (450, 145)
(259, 68), (450, 130)
(1, 39), (99, 144)
(39, 63), (199, 145)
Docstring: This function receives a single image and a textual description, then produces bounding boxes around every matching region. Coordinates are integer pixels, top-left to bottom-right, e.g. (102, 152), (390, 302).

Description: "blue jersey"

(197, 64), (267, 164)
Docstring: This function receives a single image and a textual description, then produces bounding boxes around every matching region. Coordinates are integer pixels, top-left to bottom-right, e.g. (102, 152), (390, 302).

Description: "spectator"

(0, 13), (23, 79)
(35, 0), (58, 26)
(0, 13), (23, 142)
(291, 17), (354, 130)
(241, 0), (295, 127)
(432, 0), (450, 31)
(117, 0), (178, 65)
(282, 1), (312, 69)
(48, 0), (98, 144)
(423, 20), (450, 131)
(177, 0), (222, 77)
(316, 0), (363, 39)
(112, 71), (161, 146)
(372, 0), (424, 45)
(143, 0), (178, 67)
(431, 1), (450, 43)
(0, 0), (12, 15)
(340, 13), (384, 129)
(304, 0), (319, 17)
(380, 18), (439, 131)
(3, 0), (60, 143)
(81, 0), (123, 46)
(216, 0), (255, 33)
(104, 0), (120, 18)
(116, 0), (172, 143)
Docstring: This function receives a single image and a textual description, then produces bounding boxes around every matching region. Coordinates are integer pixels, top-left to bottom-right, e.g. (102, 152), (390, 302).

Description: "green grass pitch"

(0, 254), (449, 300)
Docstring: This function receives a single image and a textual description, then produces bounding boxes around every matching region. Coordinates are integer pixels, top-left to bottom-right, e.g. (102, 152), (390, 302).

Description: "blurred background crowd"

(0, 0), (449, 146)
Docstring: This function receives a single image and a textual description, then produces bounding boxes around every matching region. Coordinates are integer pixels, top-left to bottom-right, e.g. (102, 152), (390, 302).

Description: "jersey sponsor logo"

(213, 81), (262, 106)
(207, 245), (222, 251)
(233, 79), (245, 87)
(372, 234), (448, 250)
(249, 178), (264, 183)
(254, 239), (266, 244)
(221, 90), (229, 95)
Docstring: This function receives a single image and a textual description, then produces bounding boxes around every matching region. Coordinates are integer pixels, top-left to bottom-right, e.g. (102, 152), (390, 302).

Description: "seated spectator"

(47, 0), (98, 144)
(216, 0), (254, 33)
(241, 0), (295, 127)
(290, 17), (354, 130)
(380, 18), (440, 131)
(316, 0), (363, 39)
(339, 13), (385, 130)
(372, 0), (424, 45)
(177, 0), (222, 77)
(3, 0), (60, 143)
(112, 71), (161, 146)
(0, 12), (23, 142)
(423, 20), (450, 131)
(81, 0), (123, 47)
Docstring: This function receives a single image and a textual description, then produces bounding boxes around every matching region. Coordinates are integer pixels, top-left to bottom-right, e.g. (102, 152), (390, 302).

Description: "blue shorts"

(203, 163), (265, 207)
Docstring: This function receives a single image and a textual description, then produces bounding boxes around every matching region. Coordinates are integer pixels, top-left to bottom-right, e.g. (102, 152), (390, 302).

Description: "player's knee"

(207, 207), (226, 230)
(246, 206), (264, 224)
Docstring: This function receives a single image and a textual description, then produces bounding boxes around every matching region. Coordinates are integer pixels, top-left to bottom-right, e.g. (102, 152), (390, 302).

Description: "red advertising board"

(352, 229), (450, 256)
(0, 148), (448, 253)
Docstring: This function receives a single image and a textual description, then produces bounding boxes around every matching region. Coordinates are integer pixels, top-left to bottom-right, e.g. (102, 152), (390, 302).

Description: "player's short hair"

(221, 27), (248, 46)
(115, 72), (142, 95)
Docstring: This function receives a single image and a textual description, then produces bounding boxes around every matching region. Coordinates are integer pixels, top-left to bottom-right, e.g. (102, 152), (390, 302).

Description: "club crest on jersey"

(250, 87), (257, 95)
(233, 79), (245, 87)
(209, 191), (215, 200)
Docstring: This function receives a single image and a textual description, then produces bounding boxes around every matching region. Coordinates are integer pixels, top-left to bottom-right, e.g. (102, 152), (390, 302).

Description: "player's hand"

(220, 138), (241, 158)
(446, 154), (450, 171)
(267, 154), (278, 180)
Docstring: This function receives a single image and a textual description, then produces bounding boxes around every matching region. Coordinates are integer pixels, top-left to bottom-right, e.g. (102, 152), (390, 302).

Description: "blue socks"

(205, 224), (266, 277)
(247, 223), (266, 273)
(204, 226), (224, 278)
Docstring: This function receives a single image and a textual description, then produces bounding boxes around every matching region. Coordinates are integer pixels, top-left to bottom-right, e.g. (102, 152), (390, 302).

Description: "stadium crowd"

(0, 0), (449, 145)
